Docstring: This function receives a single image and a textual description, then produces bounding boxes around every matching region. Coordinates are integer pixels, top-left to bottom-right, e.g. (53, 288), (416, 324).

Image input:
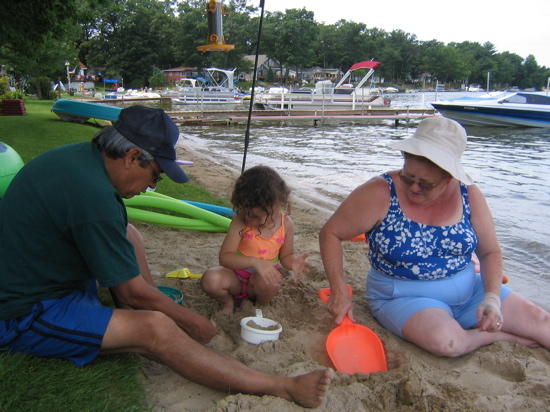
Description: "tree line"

(1, 0), (549, 97)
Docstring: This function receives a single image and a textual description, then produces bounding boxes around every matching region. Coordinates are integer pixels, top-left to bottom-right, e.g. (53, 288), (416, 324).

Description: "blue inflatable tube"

(181, 200), (234, 217)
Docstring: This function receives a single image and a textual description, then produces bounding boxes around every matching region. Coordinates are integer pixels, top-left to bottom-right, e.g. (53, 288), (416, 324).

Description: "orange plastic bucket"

(319, 285), (387, 375)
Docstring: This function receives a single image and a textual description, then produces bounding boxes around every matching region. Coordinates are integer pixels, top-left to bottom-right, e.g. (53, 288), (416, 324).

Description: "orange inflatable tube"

(471, 255), (508, 284)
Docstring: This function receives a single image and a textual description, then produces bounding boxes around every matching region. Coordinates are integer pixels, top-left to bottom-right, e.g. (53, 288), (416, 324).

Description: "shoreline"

(136, 143), (550, 411)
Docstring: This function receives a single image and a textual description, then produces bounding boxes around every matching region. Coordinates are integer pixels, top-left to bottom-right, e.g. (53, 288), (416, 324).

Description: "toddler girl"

(201, 165), (310, 314)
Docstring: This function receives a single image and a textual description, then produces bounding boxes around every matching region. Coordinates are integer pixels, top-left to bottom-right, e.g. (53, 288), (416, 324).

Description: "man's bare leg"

(101, 309), (333, 407)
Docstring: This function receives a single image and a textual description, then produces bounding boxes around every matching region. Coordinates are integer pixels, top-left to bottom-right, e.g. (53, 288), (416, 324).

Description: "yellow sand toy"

(165, 268), (203, 279)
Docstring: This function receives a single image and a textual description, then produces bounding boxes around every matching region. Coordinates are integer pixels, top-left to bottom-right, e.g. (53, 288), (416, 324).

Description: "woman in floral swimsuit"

(319, 117), (550, 356)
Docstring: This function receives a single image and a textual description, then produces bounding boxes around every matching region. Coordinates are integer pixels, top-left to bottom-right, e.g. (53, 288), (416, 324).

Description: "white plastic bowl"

(240, 309), (282, 344)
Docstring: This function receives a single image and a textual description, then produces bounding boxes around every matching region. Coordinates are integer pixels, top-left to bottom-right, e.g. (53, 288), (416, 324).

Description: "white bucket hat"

(387, 116), (474, 185)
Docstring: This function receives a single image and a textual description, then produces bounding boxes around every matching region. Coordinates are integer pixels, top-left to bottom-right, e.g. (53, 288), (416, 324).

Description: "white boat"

(97, 89), (161, 100)
(383, 87), (399, 93)
(253, 61), (390, 110)
(431, 91), (550, 128)
(467, 83), (484, 92)
(171, 68), (241, 105)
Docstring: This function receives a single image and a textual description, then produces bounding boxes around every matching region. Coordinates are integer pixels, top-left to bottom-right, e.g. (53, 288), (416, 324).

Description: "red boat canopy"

(349, 61), (380, 71)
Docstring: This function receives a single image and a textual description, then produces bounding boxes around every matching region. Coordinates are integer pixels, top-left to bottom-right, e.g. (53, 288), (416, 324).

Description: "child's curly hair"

(231, 165), (291, 232)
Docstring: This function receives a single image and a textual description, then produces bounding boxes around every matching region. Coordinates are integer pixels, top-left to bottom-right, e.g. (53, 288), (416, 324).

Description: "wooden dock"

(167, 108), (437, 126)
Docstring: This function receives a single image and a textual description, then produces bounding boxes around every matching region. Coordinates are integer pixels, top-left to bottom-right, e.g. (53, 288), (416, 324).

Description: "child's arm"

(219, 219), (283, 285)
(278, 216), (310, 283)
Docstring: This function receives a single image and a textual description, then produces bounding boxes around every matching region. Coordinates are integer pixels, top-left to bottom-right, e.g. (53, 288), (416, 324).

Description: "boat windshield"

(503, 93), (550, 105)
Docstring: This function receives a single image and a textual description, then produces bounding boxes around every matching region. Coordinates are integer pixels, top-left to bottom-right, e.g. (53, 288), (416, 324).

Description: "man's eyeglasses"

(148, 163), (163, 184)
(398, 169), (445, 192)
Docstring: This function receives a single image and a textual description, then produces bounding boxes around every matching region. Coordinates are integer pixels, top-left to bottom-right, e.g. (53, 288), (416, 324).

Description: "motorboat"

(431, 91), (550, 128)
(99, 90), (162, 100)
(51, 98), (121, 123)
(383, 87), (399, 93)
(467, 83), (484, 92)
(253, 61), (390, 110)
(171, 68), (241, 105)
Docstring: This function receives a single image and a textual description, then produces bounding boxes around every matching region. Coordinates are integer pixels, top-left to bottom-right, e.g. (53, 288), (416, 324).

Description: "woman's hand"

(476, 292), (504, 332)
(327, 288), (354, 325)
(291, 252), (311, 283)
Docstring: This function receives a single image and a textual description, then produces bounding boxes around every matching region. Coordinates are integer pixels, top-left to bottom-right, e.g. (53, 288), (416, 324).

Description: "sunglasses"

(148, 163), (163, 184)
(398, 169), (445, 192)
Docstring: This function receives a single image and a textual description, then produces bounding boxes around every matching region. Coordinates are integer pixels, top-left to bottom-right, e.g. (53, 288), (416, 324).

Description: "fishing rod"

(241, 0), (265, 173)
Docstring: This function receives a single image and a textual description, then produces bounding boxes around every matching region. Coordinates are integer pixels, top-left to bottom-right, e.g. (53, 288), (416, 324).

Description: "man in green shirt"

(0, 106), (332, 407)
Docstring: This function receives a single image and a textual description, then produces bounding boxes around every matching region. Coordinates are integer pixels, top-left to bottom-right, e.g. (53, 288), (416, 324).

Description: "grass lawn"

(0, 98), (229, 411)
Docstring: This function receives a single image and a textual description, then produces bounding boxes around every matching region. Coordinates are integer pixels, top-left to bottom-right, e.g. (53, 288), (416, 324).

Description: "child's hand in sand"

(291, 252), (310, 283)
(254, 259), (285, 286)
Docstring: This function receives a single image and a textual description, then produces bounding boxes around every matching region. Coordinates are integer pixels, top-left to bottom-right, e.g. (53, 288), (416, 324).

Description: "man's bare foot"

(284, 368), (334, 408)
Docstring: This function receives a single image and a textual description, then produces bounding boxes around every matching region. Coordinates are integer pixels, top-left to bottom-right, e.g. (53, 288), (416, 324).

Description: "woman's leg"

(402, 305), (541, 357)
(499, 292), (550, 348)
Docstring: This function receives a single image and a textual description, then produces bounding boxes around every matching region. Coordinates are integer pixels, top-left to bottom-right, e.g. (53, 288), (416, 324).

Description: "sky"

(262, 0), (550, 68)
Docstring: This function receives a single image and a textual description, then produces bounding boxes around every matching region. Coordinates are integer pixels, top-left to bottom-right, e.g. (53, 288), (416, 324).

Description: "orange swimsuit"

(234, 213), (286, 299)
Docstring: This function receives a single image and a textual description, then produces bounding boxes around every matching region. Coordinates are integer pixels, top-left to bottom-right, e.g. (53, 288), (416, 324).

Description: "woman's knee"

(423, 334), (467, 357)
(404, 323), (467, 357)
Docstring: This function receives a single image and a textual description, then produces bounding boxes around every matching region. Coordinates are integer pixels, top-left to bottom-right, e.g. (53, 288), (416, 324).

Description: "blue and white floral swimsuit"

(367, 173), (477, 279)
(365, 173), (511, 338)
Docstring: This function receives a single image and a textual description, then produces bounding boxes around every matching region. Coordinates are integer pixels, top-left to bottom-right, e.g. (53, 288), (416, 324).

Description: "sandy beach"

(136, 142), (550, 411)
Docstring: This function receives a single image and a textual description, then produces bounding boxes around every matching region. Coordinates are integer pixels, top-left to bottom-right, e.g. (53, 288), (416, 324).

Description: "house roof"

(162, 66), (197, 72)
(244, 55), (270, 67)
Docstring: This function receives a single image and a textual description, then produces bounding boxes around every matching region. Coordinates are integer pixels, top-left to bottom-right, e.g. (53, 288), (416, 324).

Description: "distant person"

(201, 165), (310, 314)
(320, 116), (550, 356)
(0, 106), (333, 407)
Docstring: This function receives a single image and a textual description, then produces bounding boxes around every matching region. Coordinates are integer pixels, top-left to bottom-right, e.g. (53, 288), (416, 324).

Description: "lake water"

(173, 92), (550, 310)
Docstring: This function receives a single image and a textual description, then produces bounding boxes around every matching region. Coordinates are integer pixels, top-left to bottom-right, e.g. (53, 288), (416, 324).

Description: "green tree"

(282, 9), (318, 83)
(0, 0), (102, 99)
(419, 41), (469, 85)
(332, 20), (369, 71)
(492, 51), (524, 88)
(314, 24), (340, 70)
(1, 0), (80, 51)
(520, 54), (543, 89)
(453, 41), (497, 85)
(80, 0), (179, 88)
(149, 67), (166, 89)
(377, 30), (419, 83)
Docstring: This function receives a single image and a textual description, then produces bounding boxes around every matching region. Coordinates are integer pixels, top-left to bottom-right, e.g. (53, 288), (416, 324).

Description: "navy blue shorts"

(366, 262), (511, 338)
(0, 282), (113, 366)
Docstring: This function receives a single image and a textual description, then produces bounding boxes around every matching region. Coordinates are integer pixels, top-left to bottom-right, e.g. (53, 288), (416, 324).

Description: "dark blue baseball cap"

(114, 106), (189, 183)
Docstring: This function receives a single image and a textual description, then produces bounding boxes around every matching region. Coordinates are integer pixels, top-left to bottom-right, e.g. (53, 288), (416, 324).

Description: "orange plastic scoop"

(319, 285), (387, 375)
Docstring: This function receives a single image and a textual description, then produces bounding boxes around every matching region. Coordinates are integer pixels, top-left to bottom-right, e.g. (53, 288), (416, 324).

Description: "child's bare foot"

(219, 300), (234, 315)
(282, 368), (334, 408)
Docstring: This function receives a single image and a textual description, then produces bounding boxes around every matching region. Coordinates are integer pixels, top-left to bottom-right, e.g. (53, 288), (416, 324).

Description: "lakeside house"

(162, 67), (200, 85)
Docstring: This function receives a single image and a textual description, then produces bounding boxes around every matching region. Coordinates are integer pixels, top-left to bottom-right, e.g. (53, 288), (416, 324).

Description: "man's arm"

(109, 276), (216, 344)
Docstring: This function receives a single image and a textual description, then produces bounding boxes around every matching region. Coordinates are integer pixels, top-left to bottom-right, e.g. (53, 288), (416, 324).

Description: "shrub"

(10, 90), (25, 99)
(0, 76), (10, 100)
